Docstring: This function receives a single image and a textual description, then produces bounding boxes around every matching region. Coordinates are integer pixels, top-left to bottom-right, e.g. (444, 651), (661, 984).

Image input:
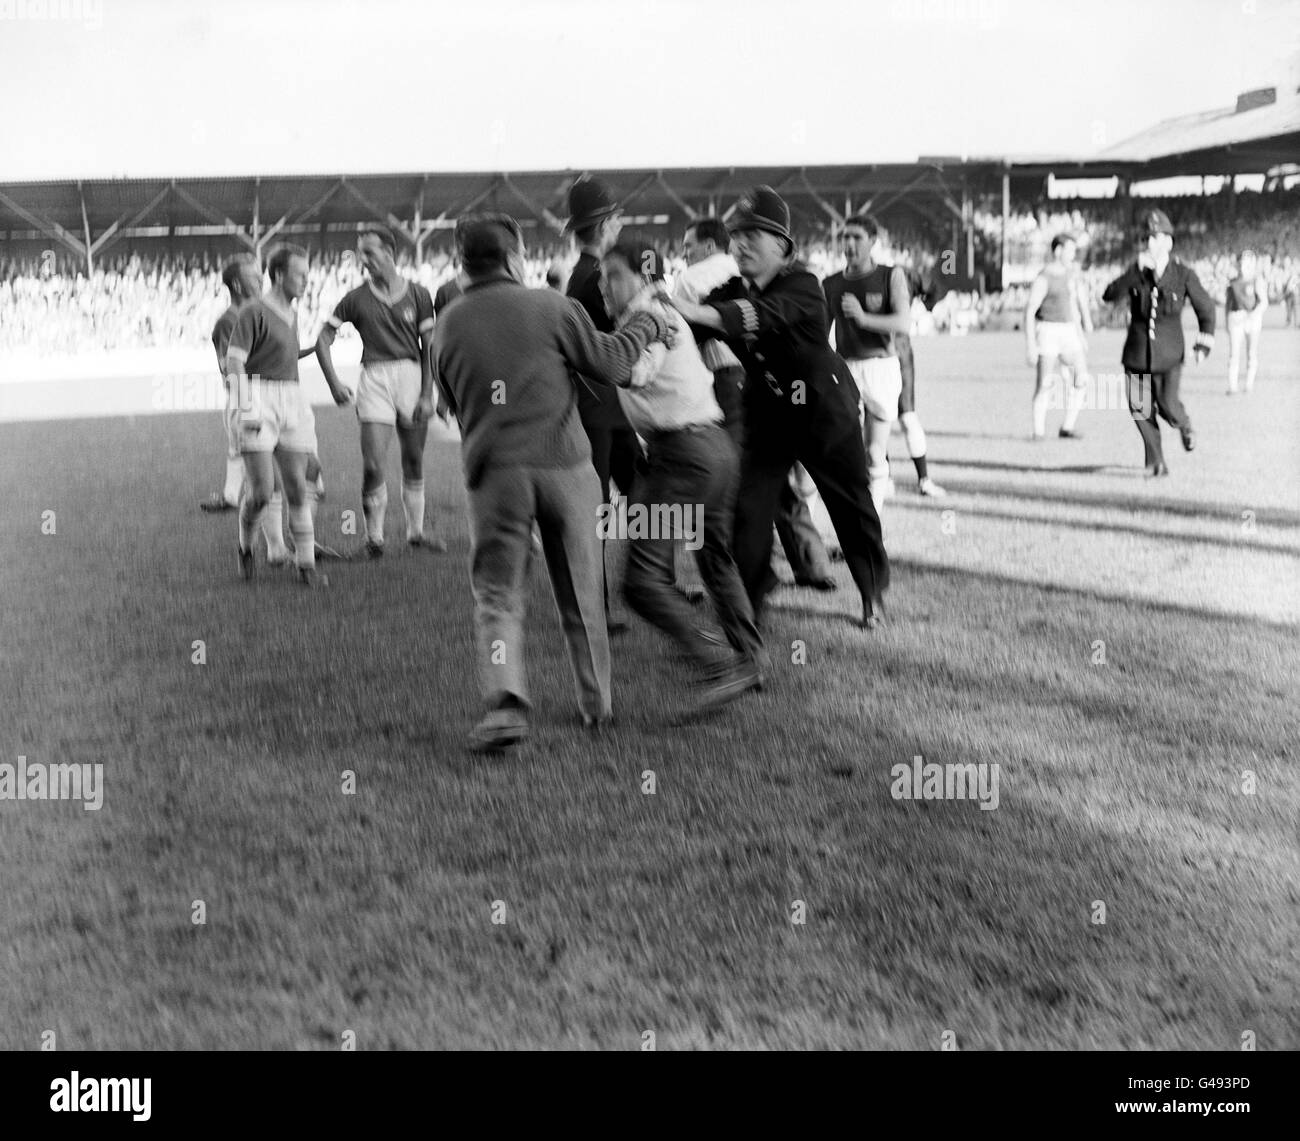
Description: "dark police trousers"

(623, 422), (763, 669)
(1127, 366), (1190, 468)
(709, 366), (831, 586)
(585, 420), (641, 619)
(776, 467), (833, 582)
(735, 406), (888, 618)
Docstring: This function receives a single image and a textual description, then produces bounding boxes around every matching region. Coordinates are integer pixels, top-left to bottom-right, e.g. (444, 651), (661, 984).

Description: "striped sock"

(290, 504), (315, 570)
(402, 479), (425, 541)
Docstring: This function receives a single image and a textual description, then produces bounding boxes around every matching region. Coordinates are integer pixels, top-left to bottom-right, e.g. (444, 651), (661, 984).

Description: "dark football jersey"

(328, 280), (434, 364)
(211, 304), (240, 371)
(226, 297), (300, 382)
(822, 264), (906, 359)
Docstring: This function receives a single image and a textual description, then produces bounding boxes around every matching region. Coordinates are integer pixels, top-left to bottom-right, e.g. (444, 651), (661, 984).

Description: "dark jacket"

(1102, 258), (1215, 374)
(566, 251), (634, 432)
(702, 263), (859, 439)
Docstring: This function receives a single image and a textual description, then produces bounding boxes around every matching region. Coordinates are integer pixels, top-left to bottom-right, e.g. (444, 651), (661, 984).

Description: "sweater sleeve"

(559, 299), (667, 387)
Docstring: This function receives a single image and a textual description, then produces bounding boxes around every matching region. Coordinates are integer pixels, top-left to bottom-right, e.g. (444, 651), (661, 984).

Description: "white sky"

(1, 0), (1297, 180)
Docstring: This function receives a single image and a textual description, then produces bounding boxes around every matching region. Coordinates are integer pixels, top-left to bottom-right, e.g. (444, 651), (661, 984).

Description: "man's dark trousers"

(734, 408), (888, 619)
(1127, 366), (1189, 468)
(623, 423), (762, 668)
(711, 364), (746, 449)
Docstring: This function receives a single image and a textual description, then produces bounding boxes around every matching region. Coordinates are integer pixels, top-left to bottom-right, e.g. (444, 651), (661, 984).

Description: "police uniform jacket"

(1101, 258), (1215, 374)
(567, 251), (634, 432)
(702, 262), (858, 442)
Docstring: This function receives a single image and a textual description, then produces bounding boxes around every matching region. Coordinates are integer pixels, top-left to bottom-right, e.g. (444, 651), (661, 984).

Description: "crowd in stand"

(2, 191), (1297, 354)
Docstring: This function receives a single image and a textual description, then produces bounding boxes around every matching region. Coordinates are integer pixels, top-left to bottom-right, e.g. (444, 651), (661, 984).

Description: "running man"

(1024, 234), (1092, 440)
(226, 245), (345, 586)
(821, 214), (911, 513)
(316, 227), (444, 557)
(1225, 248), (1267, 395)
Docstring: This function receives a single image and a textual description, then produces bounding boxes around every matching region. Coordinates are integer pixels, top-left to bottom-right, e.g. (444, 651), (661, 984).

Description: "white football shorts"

(847, 356), (903, 423)
(237, 380), (318, 454)
(356, 358), (422, 426)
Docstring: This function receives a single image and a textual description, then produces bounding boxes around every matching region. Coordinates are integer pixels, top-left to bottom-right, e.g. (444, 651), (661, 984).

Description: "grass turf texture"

(1, 329), (1297, 1050)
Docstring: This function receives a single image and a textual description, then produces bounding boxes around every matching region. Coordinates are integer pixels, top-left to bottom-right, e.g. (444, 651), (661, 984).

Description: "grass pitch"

(1, 329), (1296, 1049)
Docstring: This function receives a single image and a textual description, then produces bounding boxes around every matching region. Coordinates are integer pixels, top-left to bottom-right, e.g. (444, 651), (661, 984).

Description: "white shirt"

(671, 251), (742, 371)
(614, 286), (723, 435)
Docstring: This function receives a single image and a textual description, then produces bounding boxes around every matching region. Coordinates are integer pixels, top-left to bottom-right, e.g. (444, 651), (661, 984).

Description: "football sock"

(263, 492), (290, 560)
(1062, 383), (1085, 432)
(402, 479), (425, 542)
(900, 411), (927, 460)
(290, 505), (316, 570)
(913, 454), (929, 481)
(1032, 389), (1051, 437)
(238, 495), (260, 553)
(363, 484), (388, 546)
(223, 458), (244, 506)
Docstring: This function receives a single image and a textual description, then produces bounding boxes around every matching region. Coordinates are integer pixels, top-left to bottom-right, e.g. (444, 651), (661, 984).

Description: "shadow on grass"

(933, 458), (1116, 475)
(3, 411), (1296, 1049)
(886, 498), (1300, 557)
(910, 476), (1300, 528)
(784, 556), (1300, 634)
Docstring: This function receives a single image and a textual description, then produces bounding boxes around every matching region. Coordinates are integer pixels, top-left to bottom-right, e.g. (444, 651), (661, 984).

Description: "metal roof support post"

(168, 182), (257, 252)
(654, 173), (699, 223)
(1001, 168), (1009, 286)
(620, 172), (660, 213)
(78, 181), (93, 275)
(252, 178), (260, 249)
(256, 213), (292, 258)
(0, 187), (88, 265)
(866, 166), (940, 219)
(499, 175), (566, 237)
(963, 177), (974, 281)
(338, 177), (420, 247)
(434, 177), (501, 228)
(798, 172), (845, 228)
(89, 185), (173, 264)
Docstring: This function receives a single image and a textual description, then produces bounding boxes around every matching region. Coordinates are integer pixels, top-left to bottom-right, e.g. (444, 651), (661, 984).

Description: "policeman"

(564, 176), (641, 630)
(671, 187), (888, 628)
(1101, 209), (1215, 477)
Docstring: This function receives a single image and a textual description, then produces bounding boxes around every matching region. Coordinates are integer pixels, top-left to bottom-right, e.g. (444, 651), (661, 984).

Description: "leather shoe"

(859, 595), (886, 629)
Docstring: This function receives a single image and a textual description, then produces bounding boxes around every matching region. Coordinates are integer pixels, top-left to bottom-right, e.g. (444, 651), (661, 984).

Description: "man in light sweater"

(433, 214), (671, 752)
(602, 239), (765, 713)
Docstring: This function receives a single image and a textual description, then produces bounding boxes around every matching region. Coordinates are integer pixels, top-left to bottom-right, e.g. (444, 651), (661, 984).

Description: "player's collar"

(367, 277), (410, 307)
(262, 292), (296, 326)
